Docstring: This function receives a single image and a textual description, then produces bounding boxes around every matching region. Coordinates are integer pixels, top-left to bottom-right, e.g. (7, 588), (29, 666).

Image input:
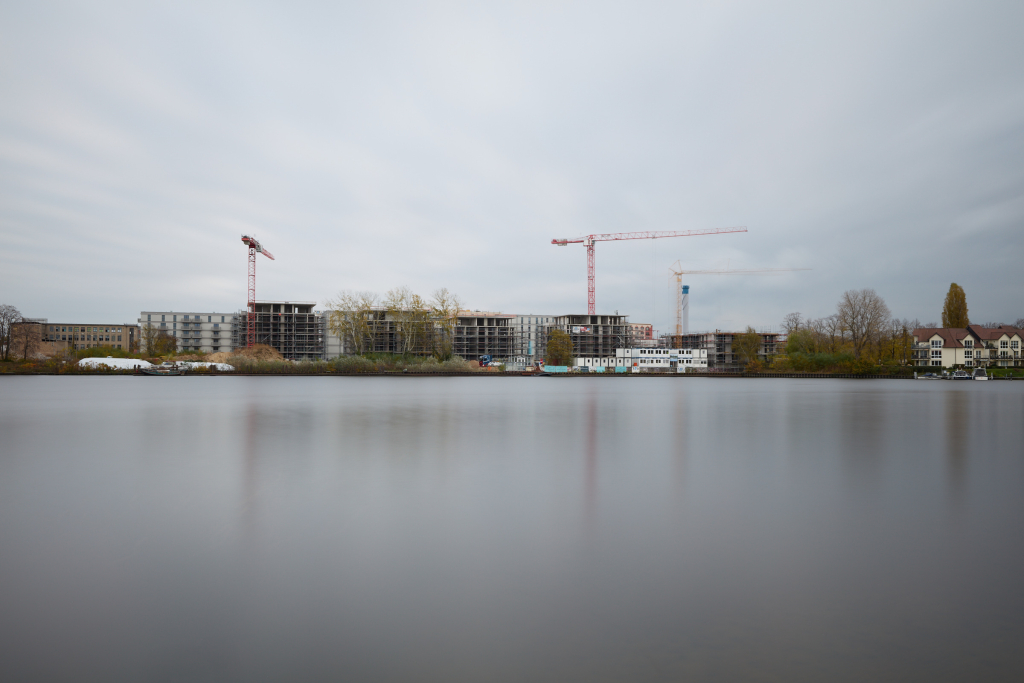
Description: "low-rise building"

(912, 325), (1023, 368)
(40, 321), (139, 353)
(569, 347), (709, 372)
(139, 311), (238, 354)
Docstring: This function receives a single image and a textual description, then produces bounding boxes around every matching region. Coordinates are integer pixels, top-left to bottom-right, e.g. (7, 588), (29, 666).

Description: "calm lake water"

(1, 376), (1023, 681)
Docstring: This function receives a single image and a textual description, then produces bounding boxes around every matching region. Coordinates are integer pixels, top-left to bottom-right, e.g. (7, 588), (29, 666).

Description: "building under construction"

(546, 314), (633, 359)
(454, 313), (515, 360)
(666, 330), (780, 371)
(231, 301), (325, 360)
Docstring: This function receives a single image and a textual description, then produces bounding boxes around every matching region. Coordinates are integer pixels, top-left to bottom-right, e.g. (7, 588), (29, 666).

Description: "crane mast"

(241, 235), (276, 348)
(668, 264), (810, 339)
(552, 227), (747, 314)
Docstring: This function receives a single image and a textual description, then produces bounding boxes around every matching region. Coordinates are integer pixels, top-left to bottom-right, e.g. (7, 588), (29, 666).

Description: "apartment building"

(40, 321), (139, 352)
(139, 311), (237, 354)
(912, 325), (1023, 368)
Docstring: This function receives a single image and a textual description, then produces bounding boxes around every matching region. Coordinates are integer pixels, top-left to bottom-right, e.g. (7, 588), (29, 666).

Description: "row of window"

(49, 326), (122, 334)
(932, 338), (1020, 349)
(147, 314), (228, 323)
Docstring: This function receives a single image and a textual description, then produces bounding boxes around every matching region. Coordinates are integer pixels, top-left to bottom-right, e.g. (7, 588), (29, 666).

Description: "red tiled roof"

(967, 324), (1024, 340)
(912, 328), (969, 348)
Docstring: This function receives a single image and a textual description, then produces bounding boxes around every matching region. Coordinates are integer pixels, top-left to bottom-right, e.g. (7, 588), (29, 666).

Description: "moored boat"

(138, 363), (187, 376)
(952, 370), (971, 380)
(972, 368), (989, 381)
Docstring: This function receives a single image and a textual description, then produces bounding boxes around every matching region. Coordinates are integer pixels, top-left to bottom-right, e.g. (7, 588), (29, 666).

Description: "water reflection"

(0, 377), (1023, 681)
(945, 389), (968, 502)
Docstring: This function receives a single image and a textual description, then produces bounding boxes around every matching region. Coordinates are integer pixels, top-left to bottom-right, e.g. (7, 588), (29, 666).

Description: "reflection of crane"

(552, 227), (747, 315)
(668, 263), (810, 337)
(241, 235), (275, 348)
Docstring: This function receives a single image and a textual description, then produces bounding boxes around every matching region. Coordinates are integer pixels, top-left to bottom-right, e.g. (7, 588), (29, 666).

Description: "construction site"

(127, 227), (802, 369)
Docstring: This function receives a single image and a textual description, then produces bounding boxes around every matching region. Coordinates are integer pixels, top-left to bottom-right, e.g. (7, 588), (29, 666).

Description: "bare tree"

(781, 312), (803, 334)
(141, 323), (161, 356)
(836, 289), (891, 358)
(0, 304), (21, 361)
(10, 321), (41, 360)
(1016, 318), (1024, 329)
(326, 291), (380, 355)
(810, 314), (844, 354)
(430, 288), (463, 360)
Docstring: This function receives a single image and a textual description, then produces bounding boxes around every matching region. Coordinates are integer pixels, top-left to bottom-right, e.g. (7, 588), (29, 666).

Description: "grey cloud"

(1, 1), (1022, 331)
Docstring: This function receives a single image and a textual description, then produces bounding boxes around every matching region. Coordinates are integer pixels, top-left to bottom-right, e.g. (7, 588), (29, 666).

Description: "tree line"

(325, 287), (464, 361)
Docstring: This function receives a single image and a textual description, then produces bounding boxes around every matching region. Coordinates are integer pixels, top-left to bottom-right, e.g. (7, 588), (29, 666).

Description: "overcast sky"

(2, 1), (1022, 332)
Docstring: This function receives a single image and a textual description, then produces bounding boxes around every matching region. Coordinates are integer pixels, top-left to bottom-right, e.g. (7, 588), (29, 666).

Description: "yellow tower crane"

(669, 262), (811, 339)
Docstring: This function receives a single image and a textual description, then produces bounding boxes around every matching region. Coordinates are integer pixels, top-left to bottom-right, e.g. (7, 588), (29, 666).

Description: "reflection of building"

(139, 311), (236, 353)
(40, 320), (140, 353)
(912, 326), (1023, 368)
(230, 302), (325, 361)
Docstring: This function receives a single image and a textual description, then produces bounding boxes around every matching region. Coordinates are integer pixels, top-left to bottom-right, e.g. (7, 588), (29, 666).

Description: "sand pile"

(209, 344), (285, 363)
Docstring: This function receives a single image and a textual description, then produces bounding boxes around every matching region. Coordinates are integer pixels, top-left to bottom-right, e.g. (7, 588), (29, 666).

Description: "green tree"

(733, 327), (762, 366)
(546, 329), (574, 366)
(785, 328), (816, 355)
(941, 283), (969, 328)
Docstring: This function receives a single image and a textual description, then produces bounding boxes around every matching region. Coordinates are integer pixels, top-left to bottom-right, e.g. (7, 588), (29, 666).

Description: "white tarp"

(175, 361), (235, 371)
(78, 357), (153, 370)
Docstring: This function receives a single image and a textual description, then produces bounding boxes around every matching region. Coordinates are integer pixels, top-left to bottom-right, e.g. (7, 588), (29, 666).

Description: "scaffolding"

(454, 314), (515, 360)
(231, 301), (325, 360)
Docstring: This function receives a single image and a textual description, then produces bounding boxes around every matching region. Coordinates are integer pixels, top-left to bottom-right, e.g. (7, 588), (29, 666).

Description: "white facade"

(139, 311), (239, 353)
(572, 348), (709, 372)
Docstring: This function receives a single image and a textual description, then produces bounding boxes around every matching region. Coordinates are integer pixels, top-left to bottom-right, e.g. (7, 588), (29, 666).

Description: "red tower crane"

(241, 235), (275, 348)
(552, 227), (747, 314)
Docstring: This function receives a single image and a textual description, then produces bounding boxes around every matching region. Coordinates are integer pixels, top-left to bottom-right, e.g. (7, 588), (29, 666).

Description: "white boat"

(952, 370), (971, 380)
(972, 368), (989, 381)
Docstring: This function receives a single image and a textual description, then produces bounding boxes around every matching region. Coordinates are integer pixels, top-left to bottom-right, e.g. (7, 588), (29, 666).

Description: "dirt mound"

(218, 344), (285, 362)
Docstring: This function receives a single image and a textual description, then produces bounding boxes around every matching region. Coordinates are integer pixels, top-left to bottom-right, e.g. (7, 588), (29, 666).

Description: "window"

(963, 339), (972, 347)
(173, 315), (177, 321)
(931, 350), (941, 358)
(1001, 340), (1009, 348)
(221, 316), (225, 323)
(1013, 341), (1020, 349)
(161, 315), (165, 322)
(965, 350), (973, 359)
(148, 314), (151, 321)
(965, 360), (973, 367)
(118, 336), (121, 342)
(932, 360), (941, 366)
(931, 339), (942, 348)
